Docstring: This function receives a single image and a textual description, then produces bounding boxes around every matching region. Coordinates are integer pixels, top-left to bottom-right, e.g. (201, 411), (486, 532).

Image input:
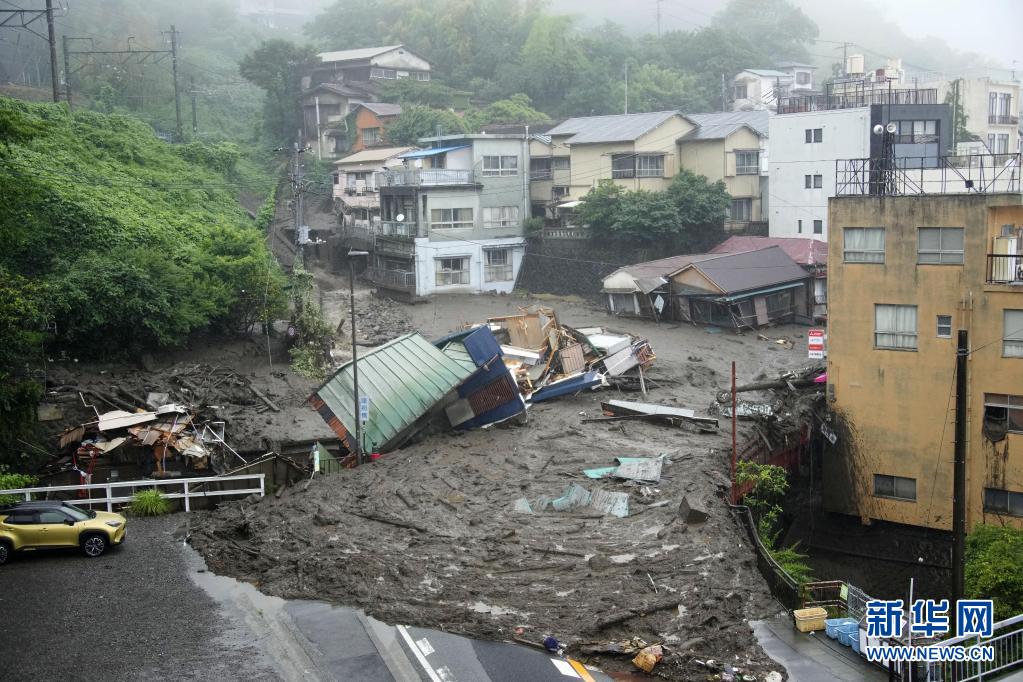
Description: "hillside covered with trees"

(0, 98), (287, 465)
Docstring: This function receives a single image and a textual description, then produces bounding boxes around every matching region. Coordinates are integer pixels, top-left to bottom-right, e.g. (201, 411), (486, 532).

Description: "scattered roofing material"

(710, 236), (828, 268)
(546, 111), (681, 144)
(437, 327), (526, 431)
(309, 332), (475, 454)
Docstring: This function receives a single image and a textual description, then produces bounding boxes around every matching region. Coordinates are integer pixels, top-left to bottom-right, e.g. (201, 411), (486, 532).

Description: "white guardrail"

(0, 474), (265, 513)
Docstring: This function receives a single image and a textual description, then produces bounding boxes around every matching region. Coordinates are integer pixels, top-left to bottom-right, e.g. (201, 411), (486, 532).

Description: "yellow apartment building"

(824, 190), (1023, 531)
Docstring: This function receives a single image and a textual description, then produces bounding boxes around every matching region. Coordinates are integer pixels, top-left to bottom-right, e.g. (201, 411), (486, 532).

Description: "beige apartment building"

(824, 186), (1023, 531)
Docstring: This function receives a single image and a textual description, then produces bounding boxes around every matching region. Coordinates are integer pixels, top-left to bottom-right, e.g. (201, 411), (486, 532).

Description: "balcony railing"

(378, 168), (475, 187)
(778, 84), (937, 114)
(365, 267), (416, 292)
(989, 114), (1019, 126)
(987, 253), (1023, 284)
(529, 170), (553, 181)
(836, 153), (1020, 196)
(379, 220), (424, 238)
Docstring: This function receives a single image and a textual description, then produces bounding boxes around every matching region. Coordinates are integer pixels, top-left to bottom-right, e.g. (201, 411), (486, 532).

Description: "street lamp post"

(347, 250), (370, 465)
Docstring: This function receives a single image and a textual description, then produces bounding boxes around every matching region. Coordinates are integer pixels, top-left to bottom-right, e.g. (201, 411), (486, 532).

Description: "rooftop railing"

(835, 153), (1020, 196)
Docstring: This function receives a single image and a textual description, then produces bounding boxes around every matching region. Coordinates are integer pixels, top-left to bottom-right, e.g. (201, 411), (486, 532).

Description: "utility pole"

(190, 76), (198, 135)
(655, 0), (662, 39)
(168, 25), (183, 141)
(721, 74), (727, 112)
(44, 0), (58, 102)
(842, 42), (850, 77)
(61, 34), (71, 108)
(951, 329), (969, 633)
(624, 63), (629, 115)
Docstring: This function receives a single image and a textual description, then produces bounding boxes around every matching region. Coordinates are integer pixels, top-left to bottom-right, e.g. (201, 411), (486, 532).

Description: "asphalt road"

(0, 514), (610, 682)
(0, 515), (278, 681)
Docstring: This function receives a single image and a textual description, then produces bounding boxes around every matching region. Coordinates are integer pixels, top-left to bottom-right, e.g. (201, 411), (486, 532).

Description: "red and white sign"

(808, 329), (826, 359)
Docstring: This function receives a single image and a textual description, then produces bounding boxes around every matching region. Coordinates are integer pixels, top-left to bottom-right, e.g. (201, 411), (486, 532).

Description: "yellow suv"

(0, 501), (127, 565)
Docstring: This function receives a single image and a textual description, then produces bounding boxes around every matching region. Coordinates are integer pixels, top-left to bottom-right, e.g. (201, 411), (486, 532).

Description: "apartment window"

(875, 304), (917, 350)
(736, 150), (759, 175)
(552, 185), (569, 199)
(430, 208), (474, 230)
(370, 67), (397, 79)
(1005, 309), (1023, 357)
(989, 92), (998, 117)
(734, 84), (748, 100)
(530, 157), (552, 179)
(435, 257), (470, 286)
(797, 220), (803, 234)
(895, 120), (938, 144)
(936, 315), (952, 338)
(984, 487), (1023, 516)
(997, 134), (1010, 154)
(984, 393), (1023, 434)
(729, 199), (752, 222)
(484, 248), (513, 282)
(362, 127), (381, 146)
(636, 154), (664, 177)
(551, 157), (570, 170)
(796, 71), (811, 85)
(804, 174), (812, 188)
(874, 474), (917, 501)
(813, 174), (822, 188)
(611, 154), (635, 178)
(483, 205), (520, 229)
(843, 227), (885, 263)
(482, 155), (518, 176)
(813, 220), (823, 234)
(805, 128), (822, 143)
(918, 227), (964, 264)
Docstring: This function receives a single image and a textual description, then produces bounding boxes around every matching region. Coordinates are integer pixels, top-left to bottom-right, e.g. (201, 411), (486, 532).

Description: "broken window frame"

(843, 227), (885, 263)
(873, 474), (917, 501)
(983, 487), (1023, 516)
(984, 393), (1023, 434)
(875, 303), (918, 350)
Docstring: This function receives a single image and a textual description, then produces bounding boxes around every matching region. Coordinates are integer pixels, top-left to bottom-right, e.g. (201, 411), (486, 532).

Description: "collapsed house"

(602, 246), (813, 330)
(309, 306), (655, 456)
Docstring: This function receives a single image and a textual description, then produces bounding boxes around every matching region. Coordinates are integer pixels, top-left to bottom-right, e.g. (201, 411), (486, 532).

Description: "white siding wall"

(413, 237), (525, 297)
(768, 108), (871, 241)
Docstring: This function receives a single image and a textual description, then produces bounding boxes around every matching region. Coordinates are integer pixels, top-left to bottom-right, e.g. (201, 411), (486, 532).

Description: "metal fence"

(836, 154), (1021, 196)
(987, 253), (1023, 284)
(0, 474), (265, 513)
(378, 169), (475, 187)
(365, 267), (417, 292)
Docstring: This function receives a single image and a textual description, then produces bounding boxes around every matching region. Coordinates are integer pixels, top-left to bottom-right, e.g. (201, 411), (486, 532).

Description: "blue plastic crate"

(826, 618), (857, 639)
(837, 622), (859, 647)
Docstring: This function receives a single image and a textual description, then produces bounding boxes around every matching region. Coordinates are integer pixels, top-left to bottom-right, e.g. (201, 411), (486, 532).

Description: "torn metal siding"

(438, 326), (526, 430)
(310, 333), (474, 453)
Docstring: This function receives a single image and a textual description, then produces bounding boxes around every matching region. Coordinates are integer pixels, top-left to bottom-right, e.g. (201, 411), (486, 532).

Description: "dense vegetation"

(0, 98), (287, 468)
(966, 524), (1023, 621)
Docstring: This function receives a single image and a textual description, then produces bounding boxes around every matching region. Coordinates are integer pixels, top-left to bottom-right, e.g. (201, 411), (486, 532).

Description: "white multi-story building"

(769, 85), (952, 240)
(369, 134), (529, 298)
(732, 63), (816, 112)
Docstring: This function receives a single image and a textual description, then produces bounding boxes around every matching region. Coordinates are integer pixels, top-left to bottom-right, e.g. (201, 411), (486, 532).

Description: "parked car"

(0, 500), (127, 565)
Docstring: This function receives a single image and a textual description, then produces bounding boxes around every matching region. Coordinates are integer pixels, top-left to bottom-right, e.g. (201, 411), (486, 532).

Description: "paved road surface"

(0, 515), (609, 681)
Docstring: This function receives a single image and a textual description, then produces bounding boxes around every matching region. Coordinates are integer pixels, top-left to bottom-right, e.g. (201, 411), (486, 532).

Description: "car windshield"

(62, 504), (93, 521)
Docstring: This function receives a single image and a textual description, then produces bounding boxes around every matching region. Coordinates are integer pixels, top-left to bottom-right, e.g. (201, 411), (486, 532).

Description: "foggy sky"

(549, 0), (1022, 72)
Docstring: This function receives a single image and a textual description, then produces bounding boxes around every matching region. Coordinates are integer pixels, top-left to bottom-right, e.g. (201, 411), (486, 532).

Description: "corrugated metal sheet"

(311, 333), (474, 452)
(681, 111), (770, 140)
(546, 111), (679, 144)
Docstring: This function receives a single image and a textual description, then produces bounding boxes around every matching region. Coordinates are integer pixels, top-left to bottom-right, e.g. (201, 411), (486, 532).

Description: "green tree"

(945, 80), (981, 148)
(468, 93), (551, 128)
(659, 27), (762, 112)
(376, 79), (466, 109)
(384, 104), (471, 145)
(665, 169), (731, 250)
(626, 64), (693, 113)
(966, 524), (1023, 620)
(710, 0), (818, 64)
(577, 183), (681, 244)
(512, 15), (587, 114)
(238, 39), (317, 141)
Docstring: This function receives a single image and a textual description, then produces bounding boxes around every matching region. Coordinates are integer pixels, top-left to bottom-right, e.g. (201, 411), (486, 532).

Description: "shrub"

(966, 524), (1023, 620)
(129, 489), (171, 516)
(0, 466), (37, 505)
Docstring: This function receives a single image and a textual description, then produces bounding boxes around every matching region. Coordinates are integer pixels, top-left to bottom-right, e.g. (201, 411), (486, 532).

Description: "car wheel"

(81, 533), (107, 558)
(0, 541), (10, 566)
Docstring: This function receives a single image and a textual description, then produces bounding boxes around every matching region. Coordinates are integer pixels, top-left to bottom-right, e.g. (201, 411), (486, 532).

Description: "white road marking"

(396, 625), (443, 682)
(415, 636), (436, 656)
(551, 659), (582, 677)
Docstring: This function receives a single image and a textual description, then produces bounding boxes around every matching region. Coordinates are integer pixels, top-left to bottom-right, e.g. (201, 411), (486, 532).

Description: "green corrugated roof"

(440, 341), (477, 372)
(313, 332), (474, 451)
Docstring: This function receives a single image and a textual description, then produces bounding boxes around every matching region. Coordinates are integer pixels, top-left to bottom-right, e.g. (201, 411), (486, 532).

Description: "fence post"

(106, 484), (113, 512)
(259, 474), (265, 498)
(183, 481), (190, 513)
(24, 491), (31, 501)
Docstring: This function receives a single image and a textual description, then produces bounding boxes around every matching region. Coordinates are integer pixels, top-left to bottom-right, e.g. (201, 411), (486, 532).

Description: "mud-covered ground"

(183, 291), (810, 680)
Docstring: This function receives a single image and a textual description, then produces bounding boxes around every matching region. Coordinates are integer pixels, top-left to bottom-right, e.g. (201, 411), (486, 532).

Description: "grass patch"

(129, 489), (171, 516)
